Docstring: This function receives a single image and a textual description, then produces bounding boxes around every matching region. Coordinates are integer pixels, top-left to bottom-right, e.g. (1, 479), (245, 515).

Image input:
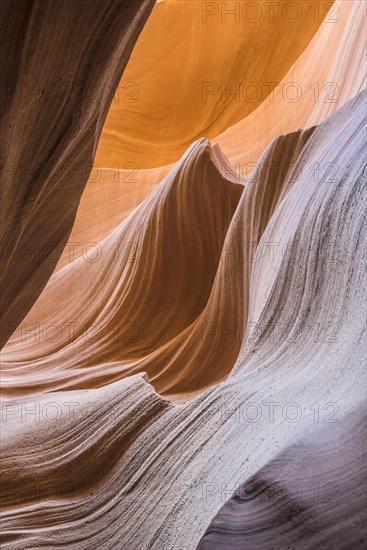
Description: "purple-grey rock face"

(197, 411), (367, 550)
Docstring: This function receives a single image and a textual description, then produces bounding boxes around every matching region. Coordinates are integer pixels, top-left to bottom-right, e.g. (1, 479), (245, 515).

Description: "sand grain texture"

(1, 1), (366, 549)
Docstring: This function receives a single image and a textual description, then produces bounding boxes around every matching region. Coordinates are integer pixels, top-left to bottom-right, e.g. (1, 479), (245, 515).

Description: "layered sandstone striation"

(0, 0), (155, 347)
(1, 1), (366, 549)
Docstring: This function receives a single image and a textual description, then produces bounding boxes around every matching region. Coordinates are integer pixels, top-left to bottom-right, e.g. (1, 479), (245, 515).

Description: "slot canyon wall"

(1, 1), (366, 549)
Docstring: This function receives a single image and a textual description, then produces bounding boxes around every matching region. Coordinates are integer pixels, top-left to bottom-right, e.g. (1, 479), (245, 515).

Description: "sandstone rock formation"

(0, 0), (155, 347)
(95, 0), (325, 168)
(1, 1), (366, 549)
(55, 0), (366, 271)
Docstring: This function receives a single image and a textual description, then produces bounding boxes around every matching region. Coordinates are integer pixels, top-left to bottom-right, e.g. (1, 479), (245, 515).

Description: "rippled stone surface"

(1, 2), (366, 549)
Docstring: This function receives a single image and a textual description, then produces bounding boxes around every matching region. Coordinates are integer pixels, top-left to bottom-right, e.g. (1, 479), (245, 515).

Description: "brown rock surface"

(0, 0), (155, 347)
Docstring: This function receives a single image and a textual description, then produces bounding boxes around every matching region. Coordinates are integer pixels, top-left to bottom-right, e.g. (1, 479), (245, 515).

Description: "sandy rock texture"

(0, 0), (155, 346)
(1, 1), (366, 549)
